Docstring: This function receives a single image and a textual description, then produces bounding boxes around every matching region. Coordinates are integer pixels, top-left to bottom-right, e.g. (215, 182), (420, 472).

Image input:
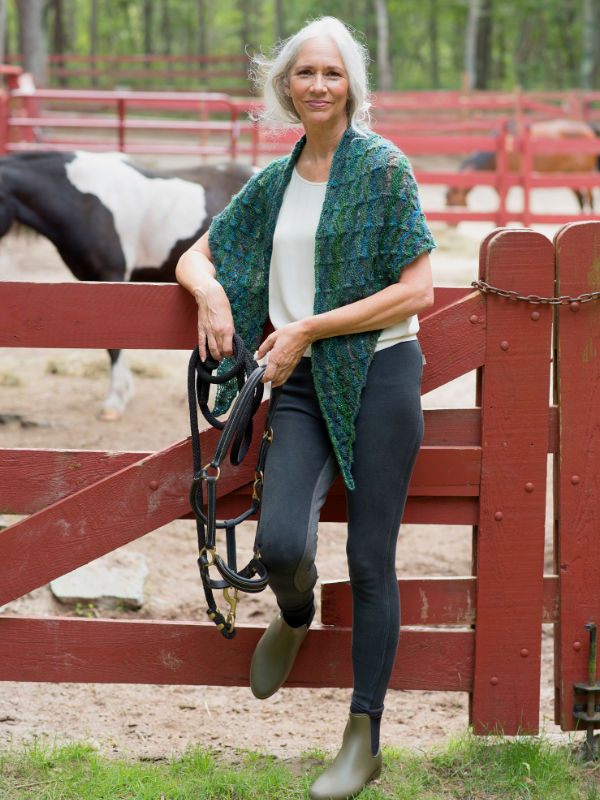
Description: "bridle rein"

(187, 335), (281, 638)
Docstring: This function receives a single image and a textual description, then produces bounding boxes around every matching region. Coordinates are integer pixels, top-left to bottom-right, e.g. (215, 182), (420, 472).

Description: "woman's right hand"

(175, 232), (235, 362)
(193, 279), (235, 362)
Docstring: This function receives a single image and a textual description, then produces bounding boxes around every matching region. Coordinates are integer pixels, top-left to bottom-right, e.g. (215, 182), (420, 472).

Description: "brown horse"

(446, 118), (599, 212)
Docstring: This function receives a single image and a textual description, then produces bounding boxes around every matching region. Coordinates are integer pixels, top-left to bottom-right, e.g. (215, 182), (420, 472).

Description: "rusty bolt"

(469, 314), (479, 324)
(520, 648), (529, 658)
(500, 340), (509, 351)
(149, 480), (159, 491)
(490, 676), (499, 686)
(524, 482), (534, 493)
(494, 510), (503, 521)
(570, 301), (580, 312)
(571, 475), (580, 485)
(530, 310), (540, 321)
(573, 641), (582, 652)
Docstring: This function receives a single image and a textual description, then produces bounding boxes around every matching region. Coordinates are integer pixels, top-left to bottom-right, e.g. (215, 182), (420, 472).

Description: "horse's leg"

(587, 189), (594, 213)
(99, 349), (134, 422)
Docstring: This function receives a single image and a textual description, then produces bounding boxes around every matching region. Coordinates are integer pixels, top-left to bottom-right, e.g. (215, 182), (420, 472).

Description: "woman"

(176, 16), (435, 800)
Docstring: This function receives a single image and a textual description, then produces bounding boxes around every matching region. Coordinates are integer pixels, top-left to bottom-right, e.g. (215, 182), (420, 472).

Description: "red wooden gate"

(0, 222), (599, 736)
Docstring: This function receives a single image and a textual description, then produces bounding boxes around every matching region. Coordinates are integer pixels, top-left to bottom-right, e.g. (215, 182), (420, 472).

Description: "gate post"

(471, 228), (554, 734)
(554, 221), (600, 732)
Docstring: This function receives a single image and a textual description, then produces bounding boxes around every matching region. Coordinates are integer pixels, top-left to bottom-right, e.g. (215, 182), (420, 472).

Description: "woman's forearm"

(175, 233), (217, 299)
(175, 232), (235, 361)
(302, 252), (434, 344)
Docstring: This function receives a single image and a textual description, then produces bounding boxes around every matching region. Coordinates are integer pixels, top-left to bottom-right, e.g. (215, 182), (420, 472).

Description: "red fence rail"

(1, 223), (599, 736)
(1, 78), (600, 225)
(6, 53), (251, 93)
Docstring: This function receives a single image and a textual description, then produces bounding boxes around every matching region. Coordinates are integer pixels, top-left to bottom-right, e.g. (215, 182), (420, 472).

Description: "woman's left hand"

(256, 321), (313, 386)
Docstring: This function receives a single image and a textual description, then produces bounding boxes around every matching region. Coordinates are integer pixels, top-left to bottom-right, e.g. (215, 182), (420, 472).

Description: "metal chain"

(471, 280), (600, 306)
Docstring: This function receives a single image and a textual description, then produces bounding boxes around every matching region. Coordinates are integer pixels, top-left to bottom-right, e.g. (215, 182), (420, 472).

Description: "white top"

(268, 167), (418, 356)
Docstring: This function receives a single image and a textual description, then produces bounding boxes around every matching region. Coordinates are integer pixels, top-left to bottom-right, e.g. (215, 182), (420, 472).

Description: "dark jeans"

(255, 340), (424, 713)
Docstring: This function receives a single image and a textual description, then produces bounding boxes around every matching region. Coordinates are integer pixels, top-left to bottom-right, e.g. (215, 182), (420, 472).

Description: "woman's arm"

(257, 251), (434, 386)
(175, 231), (235, 361)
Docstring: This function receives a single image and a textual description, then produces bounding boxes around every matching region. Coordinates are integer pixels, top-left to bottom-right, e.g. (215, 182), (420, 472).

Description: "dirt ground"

(0, 180), (590, 763)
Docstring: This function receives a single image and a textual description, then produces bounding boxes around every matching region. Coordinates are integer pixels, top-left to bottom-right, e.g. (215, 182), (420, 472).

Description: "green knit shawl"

(208, 126), (435, 489)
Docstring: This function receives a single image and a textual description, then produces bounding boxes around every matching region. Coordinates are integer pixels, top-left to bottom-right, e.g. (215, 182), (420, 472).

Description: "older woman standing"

(176, 16), (435, 800)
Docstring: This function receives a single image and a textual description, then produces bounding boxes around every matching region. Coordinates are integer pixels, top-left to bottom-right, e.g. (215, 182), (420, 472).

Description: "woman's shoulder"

(346, 128), (412, 173)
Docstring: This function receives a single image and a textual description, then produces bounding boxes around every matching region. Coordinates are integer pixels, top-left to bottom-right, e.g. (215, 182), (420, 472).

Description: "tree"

(581, 0), (599, 89)
(373, 0), (392, 90)
(0, 0), (6, 64)
(474, 0), (493, 89)
(17, 0), (47, 86)
(463, 0), (479, 90)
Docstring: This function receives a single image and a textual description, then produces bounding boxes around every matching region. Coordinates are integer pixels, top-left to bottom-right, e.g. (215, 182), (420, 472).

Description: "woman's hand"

(175, 232), (235, 362)
(193, 279), (235, 362)
(256, 321), (313, 386)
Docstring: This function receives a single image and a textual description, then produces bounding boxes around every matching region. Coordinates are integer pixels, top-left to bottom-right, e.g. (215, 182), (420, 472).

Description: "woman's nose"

(311, 72), (326, 91)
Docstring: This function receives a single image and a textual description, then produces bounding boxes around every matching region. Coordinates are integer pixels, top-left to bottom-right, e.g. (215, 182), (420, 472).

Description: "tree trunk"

(581, 0), (599, 89)
(464, 0), (479, 91)
(52, 0), (68, 87)
(89, 0), (98, 88)
(143, 0), (154, 55)
(197, 0), (207, 56)
(429, 0), (439, 88)
(274, 0), (284, 42)
(0, 0), (6, 64)
(474, 0), (493, 89)
(162, 0), (172, 56)
(373, 0), (392, 91)
(238, 0), (253, 51)
(18, 0), (47, 86)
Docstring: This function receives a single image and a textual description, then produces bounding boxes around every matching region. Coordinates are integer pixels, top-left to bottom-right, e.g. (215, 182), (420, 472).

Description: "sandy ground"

(0, 179), (593, 763)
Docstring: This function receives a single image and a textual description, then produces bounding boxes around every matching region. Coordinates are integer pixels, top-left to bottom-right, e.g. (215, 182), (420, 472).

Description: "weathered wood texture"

(471, 228), (554, 735)
(554, 222), (600, 731)
(0, 616), (473, 692)
(4, 222), (597, 740)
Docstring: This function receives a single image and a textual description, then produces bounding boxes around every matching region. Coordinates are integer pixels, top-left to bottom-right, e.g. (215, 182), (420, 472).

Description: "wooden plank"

(0, 409), (486, 513)
(471, 228), (554, 735)
(0, 449), (146, 514)
(554, 221), (600, 731)
(321, 575), (559, 627)
(0, 282), (198, 349)
(424, 286), (473, 316)
(0, 442), (482, 514)
(420, 291), (486, 394)
(0, 616), (473, 692)
(0, 420), (265, 606)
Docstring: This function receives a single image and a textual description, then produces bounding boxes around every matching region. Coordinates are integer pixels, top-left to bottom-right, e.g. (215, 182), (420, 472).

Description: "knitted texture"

(208, 126), (435, 489)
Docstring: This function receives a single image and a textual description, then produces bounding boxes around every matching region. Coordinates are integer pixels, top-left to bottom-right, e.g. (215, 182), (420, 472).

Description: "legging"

(255, 339), (424, 715)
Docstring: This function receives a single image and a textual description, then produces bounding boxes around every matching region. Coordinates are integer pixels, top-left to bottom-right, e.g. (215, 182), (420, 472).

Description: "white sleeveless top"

(269, 167), (418, 356)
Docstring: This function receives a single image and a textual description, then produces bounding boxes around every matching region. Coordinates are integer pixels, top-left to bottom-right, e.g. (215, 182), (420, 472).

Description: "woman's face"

(286, 36), (350, 132)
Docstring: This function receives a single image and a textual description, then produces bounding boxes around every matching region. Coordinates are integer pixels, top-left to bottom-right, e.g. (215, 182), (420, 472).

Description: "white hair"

(250, 17), (371, 134)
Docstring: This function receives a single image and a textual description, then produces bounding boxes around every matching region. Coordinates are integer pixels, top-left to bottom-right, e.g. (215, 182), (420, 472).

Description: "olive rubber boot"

(249, 613), (309, 699)
(309, 713), (382, 800)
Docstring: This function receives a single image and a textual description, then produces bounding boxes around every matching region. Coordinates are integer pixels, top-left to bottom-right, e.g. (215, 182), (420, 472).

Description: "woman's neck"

(296, 118), (348, 182)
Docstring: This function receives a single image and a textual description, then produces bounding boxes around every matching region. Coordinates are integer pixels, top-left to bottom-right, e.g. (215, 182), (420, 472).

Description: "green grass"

(1, 731), (599, 800)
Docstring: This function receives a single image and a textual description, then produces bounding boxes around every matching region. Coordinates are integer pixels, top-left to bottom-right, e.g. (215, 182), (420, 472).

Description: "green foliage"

(7, 1), (600, 92)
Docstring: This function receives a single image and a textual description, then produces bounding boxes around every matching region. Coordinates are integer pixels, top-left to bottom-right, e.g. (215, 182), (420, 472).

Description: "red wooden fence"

(6, 53), (251, 93)
(1, 223), (599, 736)
(1, 79), (599, 226)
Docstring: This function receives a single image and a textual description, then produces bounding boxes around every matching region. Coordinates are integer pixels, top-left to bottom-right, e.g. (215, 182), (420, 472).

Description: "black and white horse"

(0, 150), (254, 419)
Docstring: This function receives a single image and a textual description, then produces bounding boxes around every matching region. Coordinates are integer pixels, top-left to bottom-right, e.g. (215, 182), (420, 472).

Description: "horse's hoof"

(98, 407), (122, 422)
